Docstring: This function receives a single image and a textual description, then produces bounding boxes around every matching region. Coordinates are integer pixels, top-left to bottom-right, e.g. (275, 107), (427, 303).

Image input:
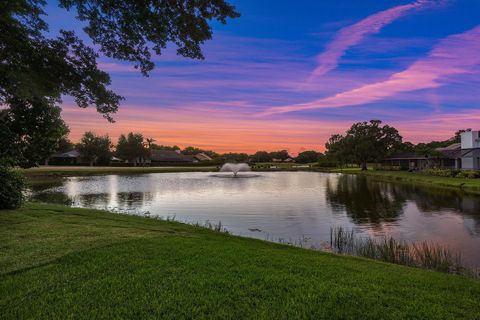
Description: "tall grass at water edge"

(330, 227), (479, 277)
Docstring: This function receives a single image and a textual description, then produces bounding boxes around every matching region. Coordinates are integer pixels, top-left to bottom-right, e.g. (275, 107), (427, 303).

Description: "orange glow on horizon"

(61, 104), (480, 155)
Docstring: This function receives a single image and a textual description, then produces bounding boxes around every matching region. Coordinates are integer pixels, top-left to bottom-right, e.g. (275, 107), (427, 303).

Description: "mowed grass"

(333, 168), (480, 195)
(1, 204), (480, 319)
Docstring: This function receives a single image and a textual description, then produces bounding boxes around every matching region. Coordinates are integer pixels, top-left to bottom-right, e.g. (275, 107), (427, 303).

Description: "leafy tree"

(325, 134), (354, 167)
(1, 0), (239, 159)
(78, 131), (112, 166)
(326, 120), (403, 170)
(454, 129), (471, 143)
(182, 146), (218, 158)
(150, 144), (181, 151)
(269, 150), (290, 161)
(296, 150), (322, 164)
(0, 166), (25, 209)
(400, 129), (469, 157)
(221, 153), (249, 163)
(116, 133), (149, 166)
(0, 98), (69, 168)
(1, 0), (238, 207)
(56, 136), (75, 153)
(251, 151), (271, 163)
(2, 0), (239, 115)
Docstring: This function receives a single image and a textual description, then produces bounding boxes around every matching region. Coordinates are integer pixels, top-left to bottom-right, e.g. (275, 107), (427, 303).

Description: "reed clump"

(330, 227), (477, 277)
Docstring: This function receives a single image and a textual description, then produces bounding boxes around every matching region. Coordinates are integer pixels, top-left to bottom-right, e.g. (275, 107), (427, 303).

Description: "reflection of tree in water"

(28, 177), (66, 193)
(75, 193), (111, 207)
(30, 192), (74, 205)
(116, 192), (154, 209)
(399, 185), (480, 235)
(327, 174), (480, 234)
(326, 175), (407, 224)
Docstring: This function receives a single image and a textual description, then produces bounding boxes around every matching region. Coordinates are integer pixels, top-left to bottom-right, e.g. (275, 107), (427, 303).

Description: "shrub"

(0, 166), (25, 209)
(455, 170), (480, 179)
(423, 168), (456, 177)
(423, 168), (480, 179)
(314, 160), (338, 168)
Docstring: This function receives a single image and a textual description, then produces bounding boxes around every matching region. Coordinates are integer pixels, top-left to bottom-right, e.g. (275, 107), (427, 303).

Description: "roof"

(194, 153), (213, 161)
(383, 153), (429, 161)
(436, 143), (461, 158)
(150, 150), (194, 162)
(461, 148), (480, 158)
(51, 150), (81, 158)
(384, 143), (462, 161)
(436, 143), (461, 151)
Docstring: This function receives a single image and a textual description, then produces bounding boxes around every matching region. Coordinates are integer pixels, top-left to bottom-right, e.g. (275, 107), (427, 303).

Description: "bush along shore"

(1, 203), (480, 319)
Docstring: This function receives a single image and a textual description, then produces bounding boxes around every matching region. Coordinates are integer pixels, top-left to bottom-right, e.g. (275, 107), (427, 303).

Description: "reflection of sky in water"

(31, 172), (480, 266)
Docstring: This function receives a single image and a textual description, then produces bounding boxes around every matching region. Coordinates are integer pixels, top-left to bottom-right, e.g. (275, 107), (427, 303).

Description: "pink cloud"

(309, 0), (443, 79)
(264, 25), (480, 115)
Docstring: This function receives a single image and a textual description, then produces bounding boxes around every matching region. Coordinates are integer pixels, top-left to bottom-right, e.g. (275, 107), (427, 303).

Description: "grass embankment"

(1, 204), (480, 319)
(334, 168), (480, 195)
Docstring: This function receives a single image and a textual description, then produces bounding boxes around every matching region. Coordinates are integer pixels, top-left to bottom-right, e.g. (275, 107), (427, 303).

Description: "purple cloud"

(263, 24), (480, 115)
(309, 0), (444, 80)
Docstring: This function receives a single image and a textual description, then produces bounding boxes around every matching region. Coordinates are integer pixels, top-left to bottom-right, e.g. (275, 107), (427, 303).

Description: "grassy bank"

(1, 204), (479, 319)
(333, 168), (480, 195)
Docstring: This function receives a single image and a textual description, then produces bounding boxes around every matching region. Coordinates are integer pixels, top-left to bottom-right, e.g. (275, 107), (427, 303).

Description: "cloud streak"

(265, 25), (480, 115)
(309, 0), (442, 79)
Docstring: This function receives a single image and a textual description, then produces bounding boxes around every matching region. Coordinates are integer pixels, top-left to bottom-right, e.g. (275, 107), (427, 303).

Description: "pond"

(29, 172), (480, 266)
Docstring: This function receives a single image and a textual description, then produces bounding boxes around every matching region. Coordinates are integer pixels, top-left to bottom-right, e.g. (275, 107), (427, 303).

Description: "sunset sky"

(46, 0), (480, 154)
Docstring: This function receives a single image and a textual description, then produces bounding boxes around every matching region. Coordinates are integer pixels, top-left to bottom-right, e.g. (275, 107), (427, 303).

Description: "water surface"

(30, 172), (480, 266)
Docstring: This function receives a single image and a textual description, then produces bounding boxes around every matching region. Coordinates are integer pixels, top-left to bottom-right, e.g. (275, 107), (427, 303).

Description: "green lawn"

(333, 168), (480, 195)
(1, 204), (479, 319)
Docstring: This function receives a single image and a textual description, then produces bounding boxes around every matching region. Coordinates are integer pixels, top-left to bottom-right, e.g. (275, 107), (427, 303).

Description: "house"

(461, 131), (480, 169)
(150, 150), (196, 164)
(149, 150), (214, 164)
(382, 130), (480, 170)
(48, 150), (81, 165)
(194, 152), (213, 162)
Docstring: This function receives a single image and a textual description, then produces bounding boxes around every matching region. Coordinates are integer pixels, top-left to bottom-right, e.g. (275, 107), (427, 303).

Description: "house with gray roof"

(382, 130), (480, 170)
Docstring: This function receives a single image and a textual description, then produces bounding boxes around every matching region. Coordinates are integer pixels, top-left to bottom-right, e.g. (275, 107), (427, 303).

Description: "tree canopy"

(269, 150), (290, 161)
(295, 150), (323, 164)
(77, 131), (113, 166)
(326, 120), (403, 170)
(182, 146), (218, 158)
(0, 0), (239, 169)
(1, 0), (239, 119)
(251, 151), (271, 163)
(116, 132), (149, 166)
(0, 99), (69, 168)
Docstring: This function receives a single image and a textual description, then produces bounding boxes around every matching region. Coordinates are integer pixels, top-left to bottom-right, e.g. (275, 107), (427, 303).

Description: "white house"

(461, 130), (480, 170)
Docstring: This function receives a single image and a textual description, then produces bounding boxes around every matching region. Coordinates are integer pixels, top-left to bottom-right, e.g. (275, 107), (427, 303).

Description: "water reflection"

(326, 175), (480, 235)
(29, 172), (480, 266)
(326, 175), (407, 224)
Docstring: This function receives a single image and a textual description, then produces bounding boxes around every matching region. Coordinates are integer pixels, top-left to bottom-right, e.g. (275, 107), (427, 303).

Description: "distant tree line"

(49, 132), (328, 166)
(44, 122), (470, 169)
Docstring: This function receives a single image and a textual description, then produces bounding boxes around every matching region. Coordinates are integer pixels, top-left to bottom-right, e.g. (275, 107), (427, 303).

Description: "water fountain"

(219, 163), (252, 177)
